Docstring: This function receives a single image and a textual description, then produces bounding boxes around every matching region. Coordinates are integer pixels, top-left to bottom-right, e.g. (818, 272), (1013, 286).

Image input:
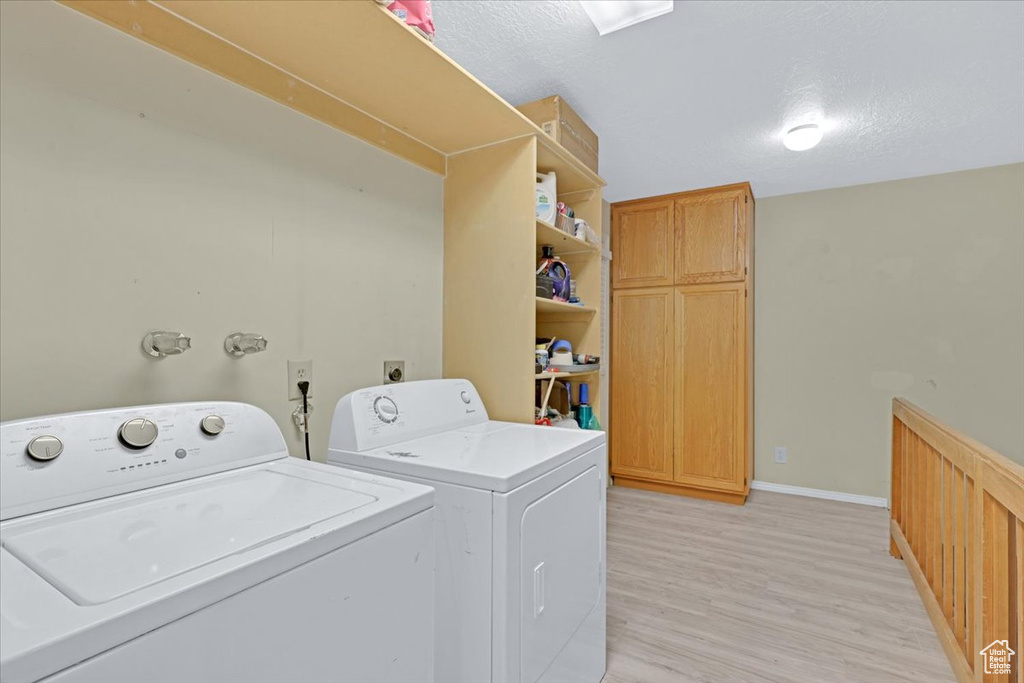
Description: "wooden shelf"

(536, 297), (597, 316)
(536, 220), (599, 255)
(64, 0), (605, 188)
(536, 135), (603, 194)
(535, 368), (600, 380)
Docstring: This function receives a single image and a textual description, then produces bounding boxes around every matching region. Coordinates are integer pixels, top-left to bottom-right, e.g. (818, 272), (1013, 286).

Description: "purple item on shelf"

(537, 246), (572, 301)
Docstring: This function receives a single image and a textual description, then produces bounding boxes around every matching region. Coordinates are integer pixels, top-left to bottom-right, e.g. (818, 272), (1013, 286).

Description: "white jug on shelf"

(536, 172), (557, 224)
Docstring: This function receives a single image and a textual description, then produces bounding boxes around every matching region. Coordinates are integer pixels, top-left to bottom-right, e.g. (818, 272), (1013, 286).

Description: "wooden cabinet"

(613, 189), (748, 288)
(674, 190), (747, 284)
(611, 200), (673, 289)
(610, 184), (753, 505)
(610, 288), (674, 481)
(673, 283), (746, 492)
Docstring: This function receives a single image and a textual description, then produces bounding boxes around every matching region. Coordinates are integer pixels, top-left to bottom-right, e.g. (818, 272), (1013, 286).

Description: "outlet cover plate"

(288, 359), (313, 400)
(774, 446), (788, 464)
(384, 360), (405, 384)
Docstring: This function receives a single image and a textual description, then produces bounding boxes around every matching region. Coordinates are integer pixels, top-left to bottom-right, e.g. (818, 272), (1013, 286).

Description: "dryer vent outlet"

(384, 361), (405, 384)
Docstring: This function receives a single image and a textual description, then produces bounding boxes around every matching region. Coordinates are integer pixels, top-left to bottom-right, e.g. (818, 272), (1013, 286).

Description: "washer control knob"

(373, 396), (399, 424)
(26, 435), (63, 461)
(460, 391), (471, 404)
(118, 418), (158, 449)
(200, 415), (226, 436)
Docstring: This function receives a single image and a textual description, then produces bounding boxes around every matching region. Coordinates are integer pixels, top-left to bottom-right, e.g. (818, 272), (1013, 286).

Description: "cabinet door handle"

(533, 562), (546, 618)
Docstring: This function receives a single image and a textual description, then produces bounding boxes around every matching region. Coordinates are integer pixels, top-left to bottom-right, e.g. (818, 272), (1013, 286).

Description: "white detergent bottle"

(536, 172), (557, 224)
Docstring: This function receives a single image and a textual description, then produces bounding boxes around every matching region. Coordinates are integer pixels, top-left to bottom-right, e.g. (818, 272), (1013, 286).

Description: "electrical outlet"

(774, 446), (788, 464)
(384, 360), (405, 384)
(288, 359), (312, 400)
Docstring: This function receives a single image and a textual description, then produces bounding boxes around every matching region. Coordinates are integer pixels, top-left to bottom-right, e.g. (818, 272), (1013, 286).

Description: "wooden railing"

(890, 398), (1023, 683)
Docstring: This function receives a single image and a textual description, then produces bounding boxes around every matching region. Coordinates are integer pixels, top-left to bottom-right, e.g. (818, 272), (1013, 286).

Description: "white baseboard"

(750, 480), (889, 508)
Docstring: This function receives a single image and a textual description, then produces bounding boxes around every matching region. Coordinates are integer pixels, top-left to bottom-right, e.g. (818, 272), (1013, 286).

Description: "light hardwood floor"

(603, 486), (955, 683)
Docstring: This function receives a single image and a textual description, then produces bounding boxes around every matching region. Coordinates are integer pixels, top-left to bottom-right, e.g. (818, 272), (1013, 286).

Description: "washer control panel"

(1, 402), (286, 521)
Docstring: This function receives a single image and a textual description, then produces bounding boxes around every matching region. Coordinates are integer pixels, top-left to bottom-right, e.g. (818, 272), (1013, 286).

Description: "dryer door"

(519, 465), (601, 682)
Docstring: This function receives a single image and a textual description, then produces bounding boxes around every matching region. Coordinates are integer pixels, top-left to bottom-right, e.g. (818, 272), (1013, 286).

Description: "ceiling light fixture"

(783, 123), (823, 151)
(579, 0), (674, 36)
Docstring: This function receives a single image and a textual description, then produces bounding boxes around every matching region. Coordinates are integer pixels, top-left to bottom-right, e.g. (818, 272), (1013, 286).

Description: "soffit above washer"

(433, 1), (1024, 200)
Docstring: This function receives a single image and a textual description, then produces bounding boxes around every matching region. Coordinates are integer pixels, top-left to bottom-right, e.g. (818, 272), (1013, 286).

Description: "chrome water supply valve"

(224, 332), (268, 357)
(142, 331), (191, 357)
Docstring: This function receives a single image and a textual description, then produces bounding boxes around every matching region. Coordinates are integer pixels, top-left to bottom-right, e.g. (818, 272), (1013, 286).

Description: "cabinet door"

(673, 284), (746, 492)
(611, 200), (674, 288)
(610, 288), (674, 481)
(674, 191), (747, 284)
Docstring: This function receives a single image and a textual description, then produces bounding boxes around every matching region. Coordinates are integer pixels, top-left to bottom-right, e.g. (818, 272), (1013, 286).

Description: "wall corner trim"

(750, 480), (889, 508)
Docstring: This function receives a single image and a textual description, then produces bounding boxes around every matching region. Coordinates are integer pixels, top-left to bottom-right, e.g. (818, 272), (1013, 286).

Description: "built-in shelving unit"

(534, 184), (604, 421)
(60, 0), (605, 424)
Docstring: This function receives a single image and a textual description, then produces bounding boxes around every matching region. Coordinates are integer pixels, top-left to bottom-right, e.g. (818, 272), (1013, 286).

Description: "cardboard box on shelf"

(516, 95), (599, 174)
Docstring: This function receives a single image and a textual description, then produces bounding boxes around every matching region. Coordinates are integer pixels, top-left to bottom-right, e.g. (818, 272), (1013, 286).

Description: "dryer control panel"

(0, 402), (287, 521)
(330, 379), (488, 453)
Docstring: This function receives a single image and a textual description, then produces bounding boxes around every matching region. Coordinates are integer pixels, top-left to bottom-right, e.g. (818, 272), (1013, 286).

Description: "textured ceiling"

(432, 1), (1024, 201)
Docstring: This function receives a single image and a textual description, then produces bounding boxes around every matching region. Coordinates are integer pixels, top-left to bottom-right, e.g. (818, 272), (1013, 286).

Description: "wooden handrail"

(890, 398), (1023, 682)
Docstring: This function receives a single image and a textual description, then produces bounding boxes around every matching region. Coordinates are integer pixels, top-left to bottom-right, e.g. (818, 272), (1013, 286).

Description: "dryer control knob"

(373, 396), (399, 424)
(460, 391), (471, 404)
(200, 415), (226, 436)
(119, 418), (158, 449)
(26, 435), (63, 461)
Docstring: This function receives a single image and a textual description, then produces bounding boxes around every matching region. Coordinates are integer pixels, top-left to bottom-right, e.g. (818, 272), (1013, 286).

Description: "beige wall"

(755, 163), (1024, 498)
(0, 2), (443, 460)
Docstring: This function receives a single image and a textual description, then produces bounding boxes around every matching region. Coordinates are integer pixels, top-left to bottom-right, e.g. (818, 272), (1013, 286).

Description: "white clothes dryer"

(328, 379), (606, 683)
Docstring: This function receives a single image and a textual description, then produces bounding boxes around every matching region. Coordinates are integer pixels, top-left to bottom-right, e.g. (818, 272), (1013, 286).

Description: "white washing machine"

(328, 379), (606, 683)
(0, 402), (435, 683)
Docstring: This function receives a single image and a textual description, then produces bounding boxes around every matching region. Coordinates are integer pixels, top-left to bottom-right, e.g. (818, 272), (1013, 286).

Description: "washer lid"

(330, 421), (606, 493)
(3, 468), (376, 605)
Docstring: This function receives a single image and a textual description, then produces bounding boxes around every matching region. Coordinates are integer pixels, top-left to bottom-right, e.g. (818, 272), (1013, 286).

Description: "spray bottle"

(575, 382), (594, 430)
